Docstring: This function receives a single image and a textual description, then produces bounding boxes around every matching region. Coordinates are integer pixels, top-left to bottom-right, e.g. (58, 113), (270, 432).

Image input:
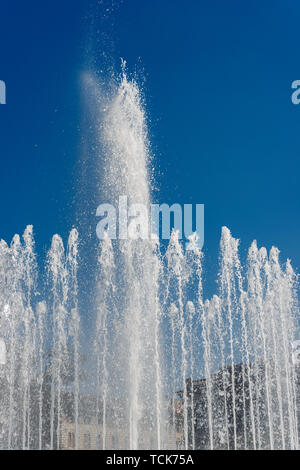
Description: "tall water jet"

(36, 301), (46, 450)
(67, 229), (80, 449)
(219, 227), (240, 449)
(96, 232), (115, 450)
(165, 231), (190, 448)
(93, 63), (165, 449)
(47, 234), (67, 449)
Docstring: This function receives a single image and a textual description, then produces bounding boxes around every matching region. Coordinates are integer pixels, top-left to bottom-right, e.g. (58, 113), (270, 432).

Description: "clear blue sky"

(1, 0), (300, 290)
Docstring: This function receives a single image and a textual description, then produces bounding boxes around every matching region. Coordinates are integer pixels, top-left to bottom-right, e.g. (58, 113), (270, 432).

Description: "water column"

(186, 300), (196, 450)
(201, 299), (215, 449)
(22, 226), (38, 449)
(165, 231), (190, 448)
(36, 301), (46, 450)
(47, 234), (69, 449)
(8, 231), (35, 449)
(67, 229), (80, 449)
(98, 64), (164, 449)
(0, 239), (14, 448)
(267, 248), (298, 448)
(96, 233), (115, 450)
(219, 227), (240, 449)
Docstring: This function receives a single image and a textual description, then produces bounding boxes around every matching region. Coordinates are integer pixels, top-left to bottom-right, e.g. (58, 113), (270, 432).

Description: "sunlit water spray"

(0, 67), (298, 449)
(95, 65), (165, 449)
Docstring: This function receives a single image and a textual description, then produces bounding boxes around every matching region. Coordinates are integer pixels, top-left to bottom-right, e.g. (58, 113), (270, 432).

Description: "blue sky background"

(1, 0), (300, 295)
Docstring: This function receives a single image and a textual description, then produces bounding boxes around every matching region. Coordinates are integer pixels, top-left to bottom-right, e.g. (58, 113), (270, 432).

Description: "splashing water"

(0, 68), (299, 450)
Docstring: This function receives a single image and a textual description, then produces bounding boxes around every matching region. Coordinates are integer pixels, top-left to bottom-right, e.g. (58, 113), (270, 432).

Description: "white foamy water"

(0, 67), (298, 450)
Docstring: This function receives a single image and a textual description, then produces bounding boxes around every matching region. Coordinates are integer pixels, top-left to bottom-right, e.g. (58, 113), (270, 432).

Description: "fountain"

(0, 66), (299, 450)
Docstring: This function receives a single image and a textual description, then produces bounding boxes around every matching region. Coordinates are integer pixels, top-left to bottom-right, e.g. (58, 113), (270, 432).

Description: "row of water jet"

(0, 64), (299, 450)
(90, 66), (299, 450)
(160, 227), (299, 450)
(47, 228), (80, 449)
(0, 222), (298, 450)
(0, 226), (80, 449)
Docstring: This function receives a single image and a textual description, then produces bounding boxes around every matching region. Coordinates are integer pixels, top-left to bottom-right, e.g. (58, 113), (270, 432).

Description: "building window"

(96, 433), (103, 450)
(84, 432), (91, 449)
(67, 432), (75, 449)
(112, 434), (118, 449)
(83, 415), (91, 424)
